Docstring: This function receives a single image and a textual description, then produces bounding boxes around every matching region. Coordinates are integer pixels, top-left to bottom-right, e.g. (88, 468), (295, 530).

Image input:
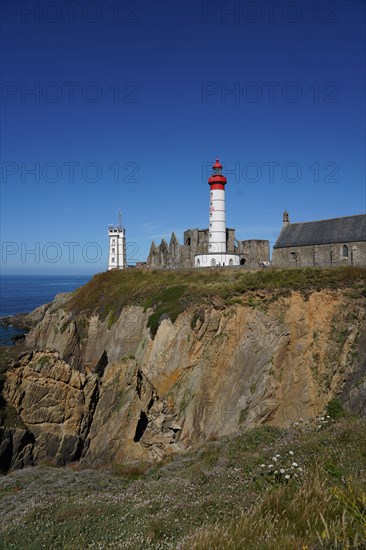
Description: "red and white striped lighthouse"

(208, 158), (227, 254)
(195, 158), (240, 268)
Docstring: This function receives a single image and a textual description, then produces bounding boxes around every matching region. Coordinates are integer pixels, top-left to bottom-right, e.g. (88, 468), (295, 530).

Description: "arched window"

(112, 247), (115, 254)
(240, 258), (246, 265)
(211, 258), (216, 267)
(229, 259), (233, 266)
(342, 244), (349, 258)
(196, 259), (200, 267)
(186, 237), (191, 246)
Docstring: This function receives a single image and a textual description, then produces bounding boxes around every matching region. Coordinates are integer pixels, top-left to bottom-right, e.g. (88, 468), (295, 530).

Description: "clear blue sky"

(1, 0), (365, 274)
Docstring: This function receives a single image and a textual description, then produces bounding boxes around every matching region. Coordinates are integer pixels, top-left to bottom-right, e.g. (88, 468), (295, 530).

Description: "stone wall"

(146, 229), (270, 268)
(273, 241), (366, 268)
(237, 240), (270, 267)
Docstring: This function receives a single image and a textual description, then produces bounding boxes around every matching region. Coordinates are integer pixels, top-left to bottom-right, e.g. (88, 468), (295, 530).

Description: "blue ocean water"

(0, 275), (92, 346)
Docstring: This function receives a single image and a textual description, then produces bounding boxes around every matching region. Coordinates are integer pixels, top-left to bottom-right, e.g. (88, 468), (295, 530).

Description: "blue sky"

(1, 0), (365, 274)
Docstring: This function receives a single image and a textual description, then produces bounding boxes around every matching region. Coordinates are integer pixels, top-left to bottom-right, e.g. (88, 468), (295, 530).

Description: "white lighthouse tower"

(195, 158), (239, 268)
(108, 210), (126, 270)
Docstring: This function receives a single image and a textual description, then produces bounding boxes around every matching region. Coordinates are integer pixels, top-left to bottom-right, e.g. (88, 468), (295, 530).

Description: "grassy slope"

(64, 267), (366, 336)
(0, 416), (365, 549)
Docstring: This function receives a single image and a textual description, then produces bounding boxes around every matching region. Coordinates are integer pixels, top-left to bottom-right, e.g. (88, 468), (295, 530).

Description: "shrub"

(325, 398), (347, 419)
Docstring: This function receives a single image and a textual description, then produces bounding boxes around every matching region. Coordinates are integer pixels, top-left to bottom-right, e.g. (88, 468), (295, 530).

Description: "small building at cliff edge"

(108, 210), (127, 270)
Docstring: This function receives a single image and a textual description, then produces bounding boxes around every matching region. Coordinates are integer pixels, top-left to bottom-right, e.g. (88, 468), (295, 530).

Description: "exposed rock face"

(0, 292), (70, 331)
(26, 305), (146, 371)
(3, 350), (98, 467)
(2, 289), (366, 470)
(0, 426), (35, 472)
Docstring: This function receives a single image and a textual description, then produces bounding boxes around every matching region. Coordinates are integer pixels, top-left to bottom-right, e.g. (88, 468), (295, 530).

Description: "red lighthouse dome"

(208, 158), (227, 189)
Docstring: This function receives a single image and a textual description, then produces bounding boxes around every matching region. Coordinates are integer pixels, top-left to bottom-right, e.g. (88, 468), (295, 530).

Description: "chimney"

(283, 210), (290, 227)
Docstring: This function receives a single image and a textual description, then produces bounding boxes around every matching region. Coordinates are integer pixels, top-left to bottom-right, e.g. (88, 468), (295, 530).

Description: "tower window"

(291, 252), (296, 259)
(112, 257), (115, 262)
(342, 244), (349, 258)
(112, 247), (115, 253)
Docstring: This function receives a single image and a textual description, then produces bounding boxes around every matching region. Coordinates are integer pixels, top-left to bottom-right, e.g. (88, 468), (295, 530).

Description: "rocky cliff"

(1, 268), (365, 471)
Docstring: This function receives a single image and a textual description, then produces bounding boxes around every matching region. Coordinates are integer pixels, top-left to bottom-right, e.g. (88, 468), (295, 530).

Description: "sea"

(0, 275), (92, 346)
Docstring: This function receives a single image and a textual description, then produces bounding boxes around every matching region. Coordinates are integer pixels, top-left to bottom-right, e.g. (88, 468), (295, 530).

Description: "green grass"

(326, 397), (348, 420)
(60, 266), (366, 338)
(63, 267), (366, 332)
(1, 418), (365, 549)
(144, 284), (187, 337)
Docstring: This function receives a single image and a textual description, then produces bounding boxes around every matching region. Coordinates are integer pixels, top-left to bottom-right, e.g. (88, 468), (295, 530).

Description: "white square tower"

(108, 211), (126, 270)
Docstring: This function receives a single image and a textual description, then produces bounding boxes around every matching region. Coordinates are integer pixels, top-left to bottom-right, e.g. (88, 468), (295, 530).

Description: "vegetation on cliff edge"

(64, 267), (366, 335)
(0, 417), (365, 549)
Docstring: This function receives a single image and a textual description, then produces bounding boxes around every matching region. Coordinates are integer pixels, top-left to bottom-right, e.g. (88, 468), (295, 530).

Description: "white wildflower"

(285, 474), (290, 479)
(260, 464), (265, 468)
(289, 451), (294, 456)
(280, 469), (285, 474)
(292, 462), (298, 467)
